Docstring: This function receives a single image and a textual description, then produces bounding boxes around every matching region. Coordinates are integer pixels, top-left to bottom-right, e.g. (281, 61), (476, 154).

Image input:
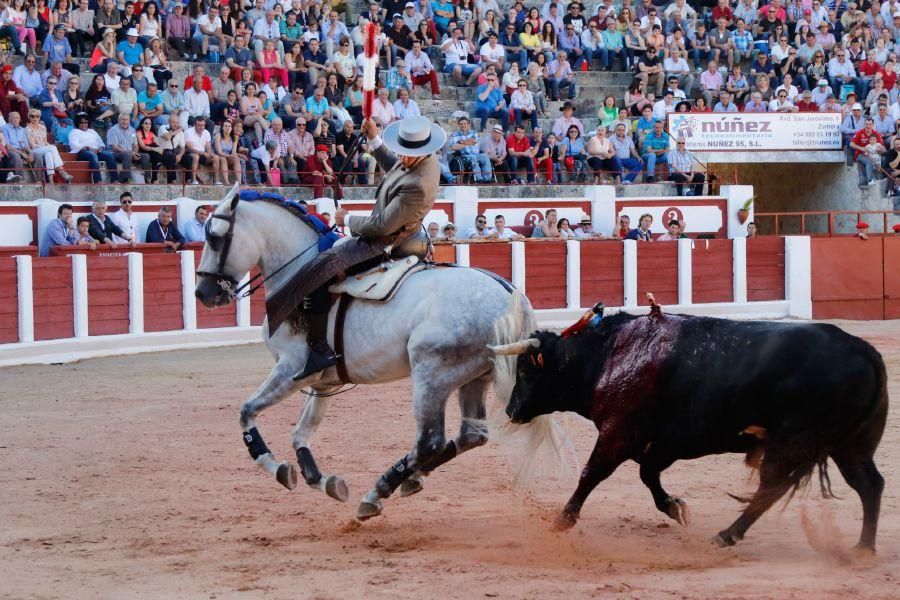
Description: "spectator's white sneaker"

(190, 179), (200, 185)
(6, 173), (21, 182)
(868, 179), (878, 185)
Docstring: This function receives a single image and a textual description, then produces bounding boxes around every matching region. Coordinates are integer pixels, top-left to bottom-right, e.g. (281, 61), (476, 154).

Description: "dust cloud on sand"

(0, 320), (898, 599)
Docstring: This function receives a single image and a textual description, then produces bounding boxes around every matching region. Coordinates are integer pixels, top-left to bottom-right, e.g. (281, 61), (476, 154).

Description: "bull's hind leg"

(638, 453), (690, 526)
(831, 453), (884, 552)
(399, 375), (490, 497)
(239, 359), (305, 490)
(714, 448), (800, 547)
(291, 389), (350, 502)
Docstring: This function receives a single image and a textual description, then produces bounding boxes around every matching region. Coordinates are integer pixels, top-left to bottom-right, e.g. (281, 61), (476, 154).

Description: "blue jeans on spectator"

(439, 159), (457, 183)
(549, 77), (577, 100)
(857, 155), (883, 186)
(0, 25), (20, 51)
(475, 105), (510, 131)
(513, 108), (538, 130)
(692, 48), (711, 70)
(506, 48), (528, 70)
(588, 46), (609, 69)
(506, 155), (535, 183)
(444, 62), (479, 77)
(462, 152), (493, 182)
(642, 151), (668, 180)
(620, 157), (643, 182)
(76, 148), (118, 183)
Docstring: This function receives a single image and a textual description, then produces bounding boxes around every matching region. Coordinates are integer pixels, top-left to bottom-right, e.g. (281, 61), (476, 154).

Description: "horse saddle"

(329, 255), (425, 302)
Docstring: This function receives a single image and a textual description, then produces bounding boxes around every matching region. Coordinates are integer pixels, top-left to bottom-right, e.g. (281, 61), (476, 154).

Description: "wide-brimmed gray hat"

(382, 116), (446, 157)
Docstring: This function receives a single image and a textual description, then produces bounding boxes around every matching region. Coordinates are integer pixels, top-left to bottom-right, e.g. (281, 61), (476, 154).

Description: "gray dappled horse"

(195, 186), (564, 519)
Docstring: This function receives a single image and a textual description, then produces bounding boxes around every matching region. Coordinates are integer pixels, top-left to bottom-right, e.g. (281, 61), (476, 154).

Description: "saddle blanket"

(329, 255), (424, 301)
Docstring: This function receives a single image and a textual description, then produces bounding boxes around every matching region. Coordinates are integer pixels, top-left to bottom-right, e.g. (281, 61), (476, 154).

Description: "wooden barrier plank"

(525, 242), (567, 309)
(32, 256), (73, 341)
(0, 258), (17, 343)
(87, 256), (129, 336)
(143, 253), (184, 332)
(885, 237), (900, 319)
(249, 268), (267, 326)
(692, 239), (734, 304)
(469, 243), (512, 280)
(747, 237), (785, 301)
(580, 241), (624, 308)
(637, 243), (678, 306)
(193, 253), (237, 329)
(812, 237), (884, 320)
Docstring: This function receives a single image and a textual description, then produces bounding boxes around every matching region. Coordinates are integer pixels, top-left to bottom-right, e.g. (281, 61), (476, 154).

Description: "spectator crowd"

(0, 0), (898, 194)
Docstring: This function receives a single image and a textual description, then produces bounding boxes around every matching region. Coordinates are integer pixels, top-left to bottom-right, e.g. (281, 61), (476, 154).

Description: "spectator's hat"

(54, 23), (65, 30)
(893, 12), (900, 19)
(0, 64), (11, 73)
(173, 1), (183, 7)
(818, 20), (829, 27)
(405, 1), (415, 6)
(127, 27), (139, 37)
(392, 12), (402, 19)
(103, 27), (115, 37)
(316, 144), (329, 153)
(893, 223), (900, 233)
(852, 103), (863, 111)
(382, 115), (447, 157)
(817, 78), (828, 86)
(561, 101), (576, 111)
(580, 212), (591, 224)
(442, 222), (456, 231)
(492, 124), (504, 133)
(804, 8), (811, 14)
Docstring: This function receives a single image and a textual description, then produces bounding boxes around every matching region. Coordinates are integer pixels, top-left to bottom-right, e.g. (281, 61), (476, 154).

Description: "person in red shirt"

(505, 124), (535, 184)
(795, 90), (819, 111)
(183, 64), (214, 92)
(303, 144), (343, 200)
(710, 0), (734, 26)
(849, 118), (884, 187)
(0, 65), (28, 123)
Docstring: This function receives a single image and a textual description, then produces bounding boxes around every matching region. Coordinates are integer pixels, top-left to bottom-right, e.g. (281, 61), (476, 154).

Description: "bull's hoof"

(712, 532), (739, 547)
(666, 496), (690, 527)
(552, 511), (578, 532)
(356, 499), (384, 521)
(325, 475), (350, 502)
(276, 462), (298, 490)
(399, 475), (425, 498)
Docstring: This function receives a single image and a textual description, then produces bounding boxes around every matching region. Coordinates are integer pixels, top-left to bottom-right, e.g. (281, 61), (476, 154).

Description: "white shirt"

(466, 226), (491, 239)
(109, 208), (138, 243)
(68, 127), (105, 153)
(182, 217), (206, 242)
(104, 73), (121, 93)
(490, 227), (517, 239)
(774, 84), (799, 102)
(184, 88), (211, 118)
(442, 38), (470, 66)
(393, 98), (421, 119)
(184, 126), (211, 152)
(197, 14), (222, 33)
(652, 98), (675, 120)
(253, 18), (280, 40)
(479, 42), (505, 65)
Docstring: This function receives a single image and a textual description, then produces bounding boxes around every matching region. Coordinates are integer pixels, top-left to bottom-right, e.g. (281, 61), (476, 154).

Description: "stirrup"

(292, 349), (339, 381)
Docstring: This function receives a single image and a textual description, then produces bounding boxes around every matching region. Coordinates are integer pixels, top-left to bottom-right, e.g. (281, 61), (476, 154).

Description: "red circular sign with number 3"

(662, 207), (684, 224)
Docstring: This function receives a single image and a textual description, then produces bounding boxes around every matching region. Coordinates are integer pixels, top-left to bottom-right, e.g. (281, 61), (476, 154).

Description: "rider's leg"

(293, 286), (338, 381)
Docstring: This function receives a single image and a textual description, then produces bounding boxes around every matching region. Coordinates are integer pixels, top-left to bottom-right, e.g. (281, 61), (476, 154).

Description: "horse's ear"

(222, 182), (240, 212)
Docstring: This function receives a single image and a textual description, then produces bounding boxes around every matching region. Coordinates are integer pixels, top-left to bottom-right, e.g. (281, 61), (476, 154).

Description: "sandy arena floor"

(1, 320), (898, 599)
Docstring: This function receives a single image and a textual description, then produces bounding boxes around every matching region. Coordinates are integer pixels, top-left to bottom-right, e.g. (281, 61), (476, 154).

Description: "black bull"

(501, 309), (888, 551)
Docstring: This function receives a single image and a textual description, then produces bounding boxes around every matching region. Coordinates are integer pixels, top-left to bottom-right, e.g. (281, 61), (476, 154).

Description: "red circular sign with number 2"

(663, 207), (684, 225)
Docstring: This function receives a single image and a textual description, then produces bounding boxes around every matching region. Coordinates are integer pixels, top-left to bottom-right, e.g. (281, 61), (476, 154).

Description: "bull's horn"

(487, 338), (540, 355)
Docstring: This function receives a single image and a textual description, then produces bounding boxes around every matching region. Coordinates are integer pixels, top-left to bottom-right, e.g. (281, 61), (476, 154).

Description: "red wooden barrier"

(525, 242), (567, 309)
(50, 243), (173, 257)
(637, 243), (678, 306)
(692, 239), (734, 304)
(249, 267), (267, 326)
(811, 237), (884, 320)
(746, 237), (785, 301)
(86, 256), (130, 336)
(469, 243), (512, 280)
(0, 246), (37, 259)
(0, 258), (18, 343)
(32, 256), (74, 341)
(885, 237), (900, 320)
(193, 253), (238, 329)
(142, 254), (184, 332)
(580, 241), (624, 308)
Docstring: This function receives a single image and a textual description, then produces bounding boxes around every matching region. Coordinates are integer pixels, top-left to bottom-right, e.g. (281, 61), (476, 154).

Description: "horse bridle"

(196, 206), (321, 301)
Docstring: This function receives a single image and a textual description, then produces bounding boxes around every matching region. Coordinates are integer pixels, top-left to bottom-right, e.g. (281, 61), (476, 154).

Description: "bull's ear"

(536, 353), (544, 368)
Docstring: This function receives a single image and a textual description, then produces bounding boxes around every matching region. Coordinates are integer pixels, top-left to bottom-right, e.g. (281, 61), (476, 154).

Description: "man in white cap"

(267, 115), (445, 380)
(811, 78), (831, 106)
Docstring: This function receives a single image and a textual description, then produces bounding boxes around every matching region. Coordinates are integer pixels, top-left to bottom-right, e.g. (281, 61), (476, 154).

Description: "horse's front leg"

(239, 358), (305, 489)
(291, 390), (350, 502)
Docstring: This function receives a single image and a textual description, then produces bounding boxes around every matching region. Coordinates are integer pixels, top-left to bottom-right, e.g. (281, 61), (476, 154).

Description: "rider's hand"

(335, 207), (348, 226)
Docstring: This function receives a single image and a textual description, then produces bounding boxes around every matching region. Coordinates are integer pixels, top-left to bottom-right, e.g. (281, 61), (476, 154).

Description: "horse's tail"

(489, 289), (578, 487)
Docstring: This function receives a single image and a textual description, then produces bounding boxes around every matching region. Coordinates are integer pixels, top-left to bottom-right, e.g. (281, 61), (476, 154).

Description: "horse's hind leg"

(400, 375), (490, 497)
(239, 359), (304, 489)
(831, 452), (884, 552)
(291, 390), (350, 502)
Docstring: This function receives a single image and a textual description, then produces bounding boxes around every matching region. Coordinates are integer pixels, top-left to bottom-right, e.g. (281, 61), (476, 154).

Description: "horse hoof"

(711, 533), (737, 548)
(399, 477), (424, 498)
(356, 499), (384, 521)
(552, 512), (577, 532)
(325, 475), (349, 502)
(276, 462), (298, 490)
(666, 497), (690, 527)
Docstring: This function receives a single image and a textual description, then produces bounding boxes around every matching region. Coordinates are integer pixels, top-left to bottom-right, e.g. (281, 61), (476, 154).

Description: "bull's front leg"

(555, 433), (631, 531)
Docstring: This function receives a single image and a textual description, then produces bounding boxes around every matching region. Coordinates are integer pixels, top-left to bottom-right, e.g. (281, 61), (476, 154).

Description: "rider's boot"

(293, 311), (338, 381)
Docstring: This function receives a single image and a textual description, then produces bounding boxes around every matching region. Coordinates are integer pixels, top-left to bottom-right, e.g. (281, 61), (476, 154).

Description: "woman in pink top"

(256, 39), (289, 88)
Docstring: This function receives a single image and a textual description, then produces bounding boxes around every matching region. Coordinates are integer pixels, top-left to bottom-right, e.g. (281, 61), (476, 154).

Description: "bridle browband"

(196, 200), (324, 301)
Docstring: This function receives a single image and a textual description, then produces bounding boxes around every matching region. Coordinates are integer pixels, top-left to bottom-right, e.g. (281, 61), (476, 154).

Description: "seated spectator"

(656, 219), (682, 241)
(558, 217), (577, 239)
(136, 116), (171, 183)
(117, 27), (144, 72)
(611, 123), (643, 184)
(91, 28), (118, 74)
(75, 216), (99, 249)
(668, 138), (705, 196)
(385, 59), (412, 99)
(197, 5), (228, 59)
(509, 78), (538, 130)
(713, 90), (739, 112)
(370, 87), (396, 127)
(303, 38), (331, 88)
(43, 24), (79, 75)
(25, 109), (72, 182)
(183, 116), (215, 184)
(467, 213), (495, 239)
(652, 90), (676, 121)
(828, 48), (858, 98)
(136, 81), (165, 126)
(532, 208), (560, 238)
(2, 111), (30, 182)
(213, 118), (243, 186)
(131, 67), (153, 97)
(0, 65), (28, 124)
(257, 39), (289, 88)
(183, 205), (209, 243)
(664, 50), (693, 95)
(547, 50), (577, 101)
(552, 101), (583, 139)
(482, 124), (508, 180)
(448, 116), (492, 182)
(586, 127), (622, 184)
(574, 213), (602, 239)
(475, 71), (509, 132)
(301, 143), (343, 200)
(532, 128), (561, 184)
(441, 26), (481, 86)
(44, 203), (77, 255)
(743, 91), (769, 112)
(156, 111), (186, 183)
(13, 55), (41, 102)
(145, 37), (173, 89)
(110, 76), (138, 122)
(107, 112), (146, 183)
(562, 124), (588, 182)
(385, 13), (413, 65)
(635, 44), (664, 96)
(747, 221), (758, 237)
(641, 120), (669, 182)
(87, 200), (132, 248)
(109, 192), (138, 244)
(626, 213), (653, 241)
(849, 118), (885, 188)
(145, 207), (185, 252)
(725, 65), (750, 105)
(406, 38), (439, 99)
(505, 125), (535, 184)
(490, 214), (525, 240)
(770, 89), (798, 112)
(441, 222), (457, 240)
(699, 60), (723, 107)
(393, 88), (420, 120)
(795, 90), (819, 112)
(225, 34), (257, 83)
(615, 214), (631, 239)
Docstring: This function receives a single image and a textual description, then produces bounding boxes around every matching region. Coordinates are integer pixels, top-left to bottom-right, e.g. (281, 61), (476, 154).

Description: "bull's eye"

(536, 353), (544, 368)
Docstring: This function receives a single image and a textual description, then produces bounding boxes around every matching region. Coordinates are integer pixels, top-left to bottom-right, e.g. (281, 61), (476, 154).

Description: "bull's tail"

(489, 289), (578, 486)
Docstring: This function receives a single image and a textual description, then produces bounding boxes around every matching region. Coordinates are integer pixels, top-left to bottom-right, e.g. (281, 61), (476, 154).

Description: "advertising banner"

(666, 112), (842, 151)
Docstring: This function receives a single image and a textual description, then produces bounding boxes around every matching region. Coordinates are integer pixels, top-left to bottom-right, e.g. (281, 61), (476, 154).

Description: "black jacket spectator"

(87, 214), (125, 243)
(145, 218), (185, 245)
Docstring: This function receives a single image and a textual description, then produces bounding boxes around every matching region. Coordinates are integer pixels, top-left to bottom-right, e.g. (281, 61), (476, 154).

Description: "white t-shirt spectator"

(442, 38), (470, 66)
(197, 14), (222, 33)
(479, 42), (505, 65)
(109, 209), (138, 243)
(184, 126), (211, 152)
(490, 227), (518, 239)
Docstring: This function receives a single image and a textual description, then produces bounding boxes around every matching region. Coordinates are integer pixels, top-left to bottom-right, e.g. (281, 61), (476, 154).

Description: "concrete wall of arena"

(0, 235), (811, 367)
